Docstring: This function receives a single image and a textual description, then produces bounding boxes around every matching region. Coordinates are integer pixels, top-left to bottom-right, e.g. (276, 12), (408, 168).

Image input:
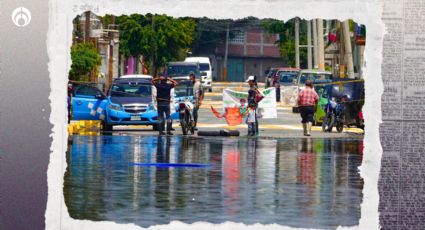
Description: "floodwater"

(64, 135), (363, 229)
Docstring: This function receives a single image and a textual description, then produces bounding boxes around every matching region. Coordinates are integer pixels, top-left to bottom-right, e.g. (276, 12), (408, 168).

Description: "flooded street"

(64, 135), (363, 229)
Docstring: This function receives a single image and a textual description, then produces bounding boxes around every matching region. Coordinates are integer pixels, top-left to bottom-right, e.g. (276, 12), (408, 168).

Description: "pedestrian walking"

(297, 80), (319, 136)
(190, 73), (204, 130)
(246, 75), (264, 136)
(152, 75), (178, 135)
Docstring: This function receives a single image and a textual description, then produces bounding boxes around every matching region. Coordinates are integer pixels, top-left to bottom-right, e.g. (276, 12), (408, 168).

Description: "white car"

(184, 57), (213, 92)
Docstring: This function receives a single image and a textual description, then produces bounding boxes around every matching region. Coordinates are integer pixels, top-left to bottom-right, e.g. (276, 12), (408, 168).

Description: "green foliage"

(189, 17), (231, 54)
(116, 14), (196, 75)
(262, 18), (308, 68)
(69, 42), (101, 81)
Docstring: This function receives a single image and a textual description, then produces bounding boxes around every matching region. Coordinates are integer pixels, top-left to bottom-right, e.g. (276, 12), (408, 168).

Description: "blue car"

(103, 78), (158, 130)
(71, 78), (158, 131)
(70, 82), (108, 121)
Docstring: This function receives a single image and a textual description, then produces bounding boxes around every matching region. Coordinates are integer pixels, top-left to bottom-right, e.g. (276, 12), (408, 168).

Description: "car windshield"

(279, 71), (298, 85)
(174, 82), (193, 97)
(299, 73), (333, 84)
(167, 65), (200, 76)
(110, 83), (152, 97)
(199, 64), (210, 71)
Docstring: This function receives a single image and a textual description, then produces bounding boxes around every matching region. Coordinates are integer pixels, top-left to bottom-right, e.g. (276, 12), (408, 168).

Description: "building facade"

(214, 27), (285, 82)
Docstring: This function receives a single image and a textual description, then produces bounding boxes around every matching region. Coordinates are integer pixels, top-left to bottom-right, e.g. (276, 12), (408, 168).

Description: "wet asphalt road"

(64, 135), (363, 229)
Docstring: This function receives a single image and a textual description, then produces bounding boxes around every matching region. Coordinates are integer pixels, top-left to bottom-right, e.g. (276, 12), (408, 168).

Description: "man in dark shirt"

(152, 76), (178, 135)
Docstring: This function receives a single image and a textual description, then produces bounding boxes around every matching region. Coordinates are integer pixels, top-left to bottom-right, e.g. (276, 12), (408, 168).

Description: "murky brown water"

(64, 135), (363, 229)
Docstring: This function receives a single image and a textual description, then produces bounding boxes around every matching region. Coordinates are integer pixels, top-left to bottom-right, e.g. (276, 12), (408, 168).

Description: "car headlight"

(148, 102), (157, 111)
(108, 103), (121, 111)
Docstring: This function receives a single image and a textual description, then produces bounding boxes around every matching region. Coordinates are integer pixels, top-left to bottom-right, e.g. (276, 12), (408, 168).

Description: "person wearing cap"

(297, 80), (319, 136)
(190, 73), (203, 130)
(152, 75), (178, 135)
(246, 75), (263, 136)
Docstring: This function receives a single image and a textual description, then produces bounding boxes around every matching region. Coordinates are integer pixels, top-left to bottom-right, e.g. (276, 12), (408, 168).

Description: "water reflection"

(64, 136), (363, 228)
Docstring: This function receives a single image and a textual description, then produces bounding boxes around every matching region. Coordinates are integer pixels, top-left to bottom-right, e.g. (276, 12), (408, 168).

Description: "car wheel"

(180, 113), (188, 135)
(336, 123), (344, 133)
(102, 122), (113, 131)
(152, 124), (158, 131)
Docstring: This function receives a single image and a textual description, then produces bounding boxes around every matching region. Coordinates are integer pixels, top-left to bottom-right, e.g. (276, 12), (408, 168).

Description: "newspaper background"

(379, 0), (425, 228)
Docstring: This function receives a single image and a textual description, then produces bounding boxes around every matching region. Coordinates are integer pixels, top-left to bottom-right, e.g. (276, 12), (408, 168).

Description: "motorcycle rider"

(152, 75), (178, 135)
(190, 73), (204, 130)
(297, 80), (319, 136)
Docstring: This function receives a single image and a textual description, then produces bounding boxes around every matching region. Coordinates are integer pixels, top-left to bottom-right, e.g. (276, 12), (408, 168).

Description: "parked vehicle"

(357, 111), (364, 130)
(322, 96), (346, 132)
(185, 57), (213, 92)
(103, 78), (158, 131)
(292, 69), (333, 113)
(165, 61), (202, 79)
(313, 79), (365, 129)
(70, 78), (159, 131)
(178, 98), (195, 135)
(70, 82), (108, 121)
(275, 68), (301, 86)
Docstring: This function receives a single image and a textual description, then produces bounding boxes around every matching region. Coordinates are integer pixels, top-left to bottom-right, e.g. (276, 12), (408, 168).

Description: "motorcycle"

(357, 111), (364, 130)
(322, 96), (346, 133)
(178, 98), (195, 135)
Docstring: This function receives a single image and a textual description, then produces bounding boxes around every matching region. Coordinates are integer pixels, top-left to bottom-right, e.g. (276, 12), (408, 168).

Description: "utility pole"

(295, 18), (300, 68)
(317, 19), (325, 71)
(84, 11), (90, 43)
(307, 20), (312, 69)
(337, 21), (345, 78)
(150, 15), (155, 76)
(312, 19), (318, 69)
(108, 15), (115, 89)
(223, 24), (229, 81)
(343, 20), (355, 78)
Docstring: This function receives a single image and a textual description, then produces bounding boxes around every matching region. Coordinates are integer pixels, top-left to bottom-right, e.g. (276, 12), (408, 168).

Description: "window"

(74, 85), (100, 96)
(279, 72), (298, 85)
(199, 64), (210, 71)
(167, 65), (200, 77)
(299, 73), (333, 84)
(111, 84), (152, 97)
(229, 31), (245, 44)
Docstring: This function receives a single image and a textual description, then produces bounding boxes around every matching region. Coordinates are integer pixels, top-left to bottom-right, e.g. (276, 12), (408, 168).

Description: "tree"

(116, 14), (196, 76)
(69, 42), (102, 81)
(189, 17), (262, 55)
(262, 18), (308, 68)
